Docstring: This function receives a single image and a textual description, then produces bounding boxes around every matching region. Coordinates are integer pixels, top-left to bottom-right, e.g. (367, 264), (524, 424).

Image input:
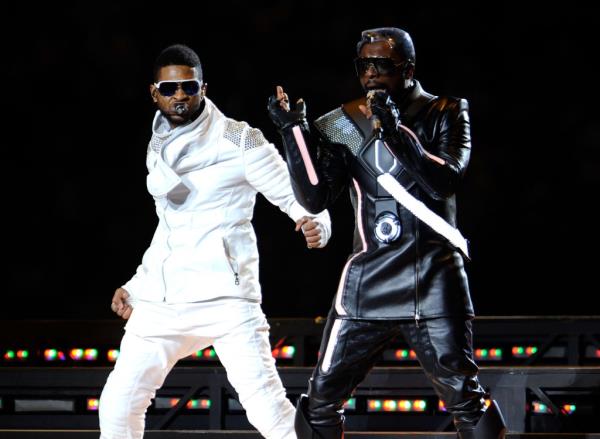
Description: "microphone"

(366, 89), (385, 136)
(174, 103), (186, 115)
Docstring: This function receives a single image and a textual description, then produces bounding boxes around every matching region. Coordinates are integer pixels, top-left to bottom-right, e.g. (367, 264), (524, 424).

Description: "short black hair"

(356, 27), (416, 64)
(153, 44), (203, 81)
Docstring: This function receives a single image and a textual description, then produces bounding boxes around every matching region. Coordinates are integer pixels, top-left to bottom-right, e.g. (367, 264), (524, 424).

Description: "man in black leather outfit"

(267, 27), (507, 439)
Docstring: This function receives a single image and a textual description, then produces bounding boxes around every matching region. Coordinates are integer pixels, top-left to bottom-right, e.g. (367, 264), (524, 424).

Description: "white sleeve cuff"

(312, 210), (331, 248)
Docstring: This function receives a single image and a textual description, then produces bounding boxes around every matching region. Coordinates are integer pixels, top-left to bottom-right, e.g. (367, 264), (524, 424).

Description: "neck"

(391, 80), (415, 105)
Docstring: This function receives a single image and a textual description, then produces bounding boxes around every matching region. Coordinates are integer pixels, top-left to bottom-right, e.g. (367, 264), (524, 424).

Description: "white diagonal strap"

(377, 172), (470, 259)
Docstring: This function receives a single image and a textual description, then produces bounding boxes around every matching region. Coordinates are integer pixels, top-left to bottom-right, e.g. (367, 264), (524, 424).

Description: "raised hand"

(267, 85), (307, 131)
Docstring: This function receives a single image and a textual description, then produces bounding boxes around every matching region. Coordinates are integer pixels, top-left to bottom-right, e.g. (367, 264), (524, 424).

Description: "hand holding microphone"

(367, 89), (385, 135)
(361, 90), (402, 137)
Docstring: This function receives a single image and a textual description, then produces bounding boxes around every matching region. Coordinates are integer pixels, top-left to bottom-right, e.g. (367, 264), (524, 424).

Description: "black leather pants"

(304, 312), (486, 434)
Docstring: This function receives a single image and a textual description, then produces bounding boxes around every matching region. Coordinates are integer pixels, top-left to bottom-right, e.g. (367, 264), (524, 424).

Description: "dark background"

(3, 3), (598, 320)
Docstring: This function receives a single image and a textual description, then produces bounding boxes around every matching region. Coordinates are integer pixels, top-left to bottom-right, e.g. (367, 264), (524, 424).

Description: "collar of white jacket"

(147, 98), (223, 198)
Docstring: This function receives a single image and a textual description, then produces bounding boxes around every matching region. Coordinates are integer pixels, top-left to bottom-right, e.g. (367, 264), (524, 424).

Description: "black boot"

(295, 394), (344, 439)
(457, 400), (507, 439)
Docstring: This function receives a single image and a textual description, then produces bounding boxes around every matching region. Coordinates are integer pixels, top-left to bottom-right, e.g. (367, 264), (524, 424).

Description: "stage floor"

(1, 430), (599, 438)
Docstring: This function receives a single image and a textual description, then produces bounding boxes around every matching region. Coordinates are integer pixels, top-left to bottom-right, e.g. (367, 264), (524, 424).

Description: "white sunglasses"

(154, 79), (203, 97)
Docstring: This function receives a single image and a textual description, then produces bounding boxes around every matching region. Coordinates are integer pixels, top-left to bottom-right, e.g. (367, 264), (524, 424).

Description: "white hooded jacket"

(123, 98), (331, 304)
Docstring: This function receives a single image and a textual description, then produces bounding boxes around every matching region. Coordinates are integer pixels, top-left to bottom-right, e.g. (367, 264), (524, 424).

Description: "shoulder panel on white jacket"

(223, 118), (247, 148)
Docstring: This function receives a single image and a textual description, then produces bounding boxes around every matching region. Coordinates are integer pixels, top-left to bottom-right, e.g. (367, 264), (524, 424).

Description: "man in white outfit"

(99, 44), (331, 439)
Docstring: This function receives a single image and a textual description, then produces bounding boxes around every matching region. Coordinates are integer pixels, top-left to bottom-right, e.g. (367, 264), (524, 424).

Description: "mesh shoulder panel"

(223, 118), (247, 147)
(149, 134), (168, 154)
(244, 127), (268, 151)
(314, 108), (364, 155)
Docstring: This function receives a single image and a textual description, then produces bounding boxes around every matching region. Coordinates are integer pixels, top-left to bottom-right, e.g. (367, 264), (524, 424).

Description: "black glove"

(267, 95), (307, 131)
(367, 90), (402, 136)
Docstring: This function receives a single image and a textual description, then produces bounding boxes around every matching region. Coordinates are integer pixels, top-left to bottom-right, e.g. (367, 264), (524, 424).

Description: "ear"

(201, 82), (207, 98)
(150, 84), (159, 103)
(403, 63), (415, 80)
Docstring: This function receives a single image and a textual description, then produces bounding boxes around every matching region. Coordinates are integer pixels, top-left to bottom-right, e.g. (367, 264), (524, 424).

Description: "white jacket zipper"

(222, 238), (240, 285)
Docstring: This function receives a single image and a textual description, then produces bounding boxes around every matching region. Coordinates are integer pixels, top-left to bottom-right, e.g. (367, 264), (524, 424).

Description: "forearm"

(278, 123), (334, 213)
(385, 126), (463, 200)
(267, 89), (349, 212)
(368, 91), (469, 200)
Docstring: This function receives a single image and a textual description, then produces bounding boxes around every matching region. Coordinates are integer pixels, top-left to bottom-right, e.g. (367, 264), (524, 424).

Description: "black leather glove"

(367, 90), (402, 137)
(267, 95), (308, 131)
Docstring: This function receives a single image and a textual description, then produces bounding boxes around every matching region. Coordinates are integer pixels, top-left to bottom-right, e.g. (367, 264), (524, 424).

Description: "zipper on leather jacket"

(222, 238), (240, 285)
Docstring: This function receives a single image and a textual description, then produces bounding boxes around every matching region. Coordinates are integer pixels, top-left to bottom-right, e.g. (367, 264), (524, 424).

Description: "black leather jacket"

(278, 81), (474, 320)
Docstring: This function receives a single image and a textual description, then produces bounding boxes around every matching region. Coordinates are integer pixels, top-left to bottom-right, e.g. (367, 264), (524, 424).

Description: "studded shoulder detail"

(223, 118), (247, 148)
(243, 127), (268, 151)
(314, 108), (364, 155)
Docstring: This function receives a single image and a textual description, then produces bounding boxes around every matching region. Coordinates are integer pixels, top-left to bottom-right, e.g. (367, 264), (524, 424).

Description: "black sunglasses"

(354, 57), (405, 76)
(154, 79), (202, 97)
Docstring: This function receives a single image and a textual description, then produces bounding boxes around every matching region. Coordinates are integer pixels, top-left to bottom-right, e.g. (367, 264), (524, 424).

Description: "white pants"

(99, 299), (296, 439)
